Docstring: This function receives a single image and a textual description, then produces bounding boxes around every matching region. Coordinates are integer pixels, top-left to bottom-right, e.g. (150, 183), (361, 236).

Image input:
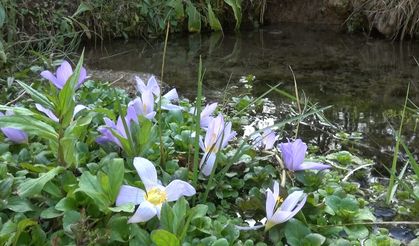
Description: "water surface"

(85, 24), (419, 171)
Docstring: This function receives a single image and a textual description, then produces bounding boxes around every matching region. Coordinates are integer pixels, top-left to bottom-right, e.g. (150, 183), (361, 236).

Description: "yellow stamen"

(276, 196), (284, 204)
(145, 187), (167, 205)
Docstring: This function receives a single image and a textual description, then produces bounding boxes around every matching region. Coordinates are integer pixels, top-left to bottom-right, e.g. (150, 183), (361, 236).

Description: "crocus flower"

(116, 157), (196, 223)
(41, 60), (87, 90)
(35, 104), (87, 123)
(279, 139), (330, 171)
(96, 108), (137, 147)
(199, 114), (236, 176)
(135, 76), (160, 96)
(252, 128), (276, 150)
(135, 76), (182, 111)
(265, 181), (307, 230)
(0, 111), (28, 144)
(200, 103), (217, 128)
(128, 90), (156, 120)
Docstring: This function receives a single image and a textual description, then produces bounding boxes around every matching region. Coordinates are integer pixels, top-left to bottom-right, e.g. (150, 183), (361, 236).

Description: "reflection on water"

(85, 24), (418, 169)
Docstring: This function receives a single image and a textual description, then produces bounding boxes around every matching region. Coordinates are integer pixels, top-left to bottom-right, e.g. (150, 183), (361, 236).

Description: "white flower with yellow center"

(116, 157), (196, 223)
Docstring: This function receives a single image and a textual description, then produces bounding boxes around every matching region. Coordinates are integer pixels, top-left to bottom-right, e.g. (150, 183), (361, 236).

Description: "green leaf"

(72, 2), (93, 17)
(284, 219), (311, 246)
(211, 238), (229, 246)
(130, 224), (152, 245)
(302, 233), (326, 246)
(58, 52), (84, 126)
(64, 113), (93, 139)
(186, 3), (201, 32)
(109, 203), (135, 213)
(207, 3), (222, 31)
(63, 210), (80, 233)
(108, 215), (129, 242)
(14, 219), (37, 245)
(160, 203), (175, 233)
(344, 225), (369, 240)
(75, 171), (110, 212)
(0, 106), (36, 116)
(224, 0), (242, 30)
(55, 197), (77, 212)
(6, 197), (35, 212)
(17, 167), (64, 197)
(60, 136), (77, 167)
(0, 115), (58, 142)
(150, 229), (180, 246)
(15, 80), (54, 109)
(105, 158), (124, 202)
(40, 207), (62, 219)
(0, 4), (5, 28)
(168, 0), (184, 19)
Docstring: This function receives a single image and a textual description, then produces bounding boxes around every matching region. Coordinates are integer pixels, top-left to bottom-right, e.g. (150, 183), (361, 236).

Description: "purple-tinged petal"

(133, 157), (158, 192)
(163, 88), (178, 101)
(35, 104), (59, 122)
(135, 76), (147, 94)
(292, 139), (307, 169)
(165, 180), (196, 202)
(128, 201), (157, 223)
(279, 190), (304, 212)
(126, 105), (138, 124)
(161, 104), (183, 111)
(1, 128), (28, 143)
(142, 91), (155, 115)
(56, 61), (73, 87)
(146, 76), (160, 96)
(40, 70), (62, 89)
(76, 67), (87, 87)
(266, 188), (276, 219)
(200, 152), (216, 176)
(263, 129), (276, 150)
(295, 162), (330, 171)
(116, 185), (146, 206)
(279, 141), (296, 170)
(271, 192), (307, 224)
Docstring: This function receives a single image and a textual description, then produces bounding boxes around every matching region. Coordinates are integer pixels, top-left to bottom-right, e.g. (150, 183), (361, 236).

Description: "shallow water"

(85, 24), (419, 171)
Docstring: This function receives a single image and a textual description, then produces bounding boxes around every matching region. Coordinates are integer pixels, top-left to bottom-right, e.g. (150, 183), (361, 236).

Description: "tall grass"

(386, 83), (410, 204)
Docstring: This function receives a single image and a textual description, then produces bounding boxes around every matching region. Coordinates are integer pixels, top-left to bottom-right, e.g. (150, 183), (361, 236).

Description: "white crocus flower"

(116, 157), (196, 223)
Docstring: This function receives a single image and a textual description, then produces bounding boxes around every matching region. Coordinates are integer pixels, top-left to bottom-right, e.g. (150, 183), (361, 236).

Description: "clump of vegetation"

(0, 55), (417, 245)
(351, 0), (419, 39)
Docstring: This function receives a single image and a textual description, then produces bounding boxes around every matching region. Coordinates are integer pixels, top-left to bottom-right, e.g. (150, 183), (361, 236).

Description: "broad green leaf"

(284, 219), (311, 246)
(14, 219), (37, 245)
(186, 3), (201, 32)
(55, 197), (77, 212)
(17, 167), (64, 197)
(0, 176), (13, 199)
(130, 224), (152, 245)
(75, 171), (110, 212)
(60, 136), (77, 167)
(15, 80), (54, 109)
(64, 113), (93, 139)
(224, 0), (242, 30)
(207, 3), (222, 31)
(168, 0), (184, 19)
(302, 233), (326, 246)
(63, 210), (80, 233)
(106, 158), (124, 202)
(0, 115), (58, 142)
(108, 215), (129, 242)
(160, 203), (175, 233)
(40, 207), (62, 219)
(72, 2), (92, 17)
(211, 238), (229, 246)
(151, 229), (180, 246)
(6, 197), (34, 212)
(344, 225), (369, 240)
(0, 106), (35, 116)
(109, 203), (135, 213)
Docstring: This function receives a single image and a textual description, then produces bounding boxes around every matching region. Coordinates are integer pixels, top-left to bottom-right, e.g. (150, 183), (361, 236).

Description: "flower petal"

(279, 190), (304, 212)
(73, 104), (87, 117)
(77, 67), (87, 87)
(35, 104), (59, 122)
(56, 61), (73, 87)
(292, 139), (307, 169)
(165, 180), (196, 202)
(163, 88), (178, 101)
(1, 128), (28, 143)
(40, 71), (62, 89)
(295, 162), (330, 171)
(200, 152), (216, 176)
(128, 201), (157, 223)
(161, 104), (183, 111)
(115, 185), (145, 206)
(265, 188), (276, 220)
(133, 157), (159, 191)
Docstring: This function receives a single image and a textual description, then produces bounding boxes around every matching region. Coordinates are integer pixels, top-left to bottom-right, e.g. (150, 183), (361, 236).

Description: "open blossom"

(252, 128), (276, 150)
(199, 114), (236, 176)
(41, 60), (87, 90)
(128, 90), (156, 120)
(265, 181), (307, 230)
(96, 107), (137, 147)
(279, 139), (330, 171)
(35, 104), (87, 123)
(116, 157), (196, 223)
(135, 76), (182, 111)
(189, 102), (218, 129)
(0, 111), (28, 144)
